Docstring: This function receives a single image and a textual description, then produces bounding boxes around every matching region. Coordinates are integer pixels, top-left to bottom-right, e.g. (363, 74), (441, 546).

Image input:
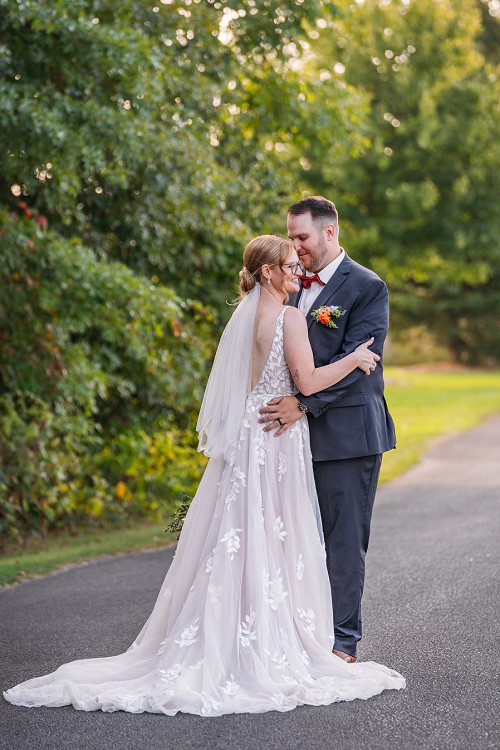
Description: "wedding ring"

(276, 418), (284, 427)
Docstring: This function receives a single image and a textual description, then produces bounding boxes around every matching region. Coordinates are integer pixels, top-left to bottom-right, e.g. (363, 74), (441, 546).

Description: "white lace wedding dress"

(4, 308), (405, 715)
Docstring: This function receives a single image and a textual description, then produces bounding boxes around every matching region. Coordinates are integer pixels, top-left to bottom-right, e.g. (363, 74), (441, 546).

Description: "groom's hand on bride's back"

(259, 396), (303, 435)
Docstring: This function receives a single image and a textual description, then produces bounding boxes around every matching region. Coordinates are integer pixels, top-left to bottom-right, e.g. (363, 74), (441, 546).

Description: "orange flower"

(311, 303), (347, 328)
(172, 319), (182, 338)
(115, 481), (127, 499)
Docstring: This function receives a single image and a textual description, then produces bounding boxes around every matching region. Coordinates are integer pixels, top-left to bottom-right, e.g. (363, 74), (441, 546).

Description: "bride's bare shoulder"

(283, 307), (308, 342)
(284, 306), (306, 325)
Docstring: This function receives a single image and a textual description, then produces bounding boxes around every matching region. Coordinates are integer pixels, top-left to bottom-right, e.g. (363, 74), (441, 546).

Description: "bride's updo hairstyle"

(239, 235), (293, 299)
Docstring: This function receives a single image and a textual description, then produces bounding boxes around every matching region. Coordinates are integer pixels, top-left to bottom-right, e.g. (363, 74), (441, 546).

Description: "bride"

(4, 235), (405, 716)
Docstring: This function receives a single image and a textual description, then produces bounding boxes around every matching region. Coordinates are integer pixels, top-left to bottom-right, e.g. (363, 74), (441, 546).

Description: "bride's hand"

(354, 337), (380, 375)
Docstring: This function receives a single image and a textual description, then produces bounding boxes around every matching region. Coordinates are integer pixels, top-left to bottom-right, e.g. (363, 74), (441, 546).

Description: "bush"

(0, 209), (212, 543)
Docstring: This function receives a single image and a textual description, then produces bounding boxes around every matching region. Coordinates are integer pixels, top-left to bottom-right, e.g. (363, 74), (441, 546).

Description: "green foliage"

(2, 0), (499, 543)
(95, 423), (206, 521)
(0, 208), (210, 541)
(303, 0), (500, 363)
(1, 0), (344, 541)
(165, 493), (193, 540)
(0, 0), (339, 308)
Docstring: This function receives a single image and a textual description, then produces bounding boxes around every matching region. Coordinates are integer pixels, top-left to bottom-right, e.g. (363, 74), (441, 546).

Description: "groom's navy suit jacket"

(290, 253), (396, 462)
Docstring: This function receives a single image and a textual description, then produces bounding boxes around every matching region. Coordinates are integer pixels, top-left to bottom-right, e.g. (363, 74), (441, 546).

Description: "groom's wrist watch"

(296, 398), (309, 415)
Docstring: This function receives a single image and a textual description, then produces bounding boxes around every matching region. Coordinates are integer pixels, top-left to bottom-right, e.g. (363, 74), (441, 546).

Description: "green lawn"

(381, 367), (500, 482)
(2, 367), (499, 587)
(0, 524), (176, 587)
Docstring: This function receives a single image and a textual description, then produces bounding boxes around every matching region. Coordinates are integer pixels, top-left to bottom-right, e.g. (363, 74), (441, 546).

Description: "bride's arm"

(283, 307), (378, 397)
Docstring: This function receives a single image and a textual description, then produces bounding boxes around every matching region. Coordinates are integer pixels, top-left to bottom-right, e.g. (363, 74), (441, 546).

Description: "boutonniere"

(310, 305), (347, 328)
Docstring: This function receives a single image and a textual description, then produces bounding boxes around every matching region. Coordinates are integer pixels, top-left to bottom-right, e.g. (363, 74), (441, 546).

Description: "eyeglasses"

(282, 261), (302, 274)
(267, 261), (302, 275)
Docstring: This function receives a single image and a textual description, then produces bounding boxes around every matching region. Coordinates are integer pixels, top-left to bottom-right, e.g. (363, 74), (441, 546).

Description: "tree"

(1, 0), (353, 539)
(0, 206), (214, 539)
(0, 0), (339, 308)
(301, 0), (500, 363)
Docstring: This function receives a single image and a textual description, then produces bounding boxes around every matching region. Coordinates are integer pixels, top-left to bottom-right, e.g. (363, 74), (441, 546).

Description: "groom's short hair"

(288, 196), (338, 227)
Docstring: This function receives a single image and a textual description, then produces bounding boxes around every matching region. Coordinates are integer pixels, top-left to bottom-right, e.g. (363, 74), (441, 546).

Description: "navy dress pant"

(313, 454), (382, 657)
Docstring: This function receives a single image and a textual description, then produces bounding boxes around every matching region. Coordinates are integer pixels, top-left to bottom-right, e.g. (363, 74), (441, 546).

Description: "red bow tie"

(298, 274), (326, 290)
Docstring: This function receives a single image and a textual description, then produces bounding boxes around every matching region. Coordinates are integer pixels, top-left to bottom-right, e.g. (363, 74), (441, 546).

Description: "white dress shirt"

(298, 249), (346, 314)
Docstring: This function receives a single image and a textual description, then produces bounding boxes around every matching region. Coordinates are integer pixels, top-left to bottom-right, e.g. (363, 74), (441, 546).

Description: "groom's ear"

(324, 223), (336, 241)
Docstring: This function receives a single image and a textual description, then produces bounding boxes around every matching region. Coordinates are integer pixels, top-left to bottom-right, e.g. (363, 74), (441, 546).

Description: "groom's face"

(287, 212), (335, 273)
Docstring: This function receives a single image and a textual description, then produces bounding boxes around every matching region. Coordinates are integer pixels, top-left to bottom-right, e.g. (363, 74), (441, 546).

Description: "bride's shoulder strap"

(275, 304), (290, 332)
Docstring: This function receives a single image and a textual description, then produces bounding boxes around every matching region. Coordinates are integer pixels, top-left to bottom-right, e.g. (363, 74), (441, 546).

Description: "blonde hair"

(239, 235), (293, 299)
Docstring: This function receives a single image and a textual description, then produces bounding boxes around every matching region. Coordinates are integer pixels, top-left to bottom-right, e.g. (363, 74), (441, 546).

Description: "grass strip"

(0, 524), (175, 587)
(381, 367), (500, 482)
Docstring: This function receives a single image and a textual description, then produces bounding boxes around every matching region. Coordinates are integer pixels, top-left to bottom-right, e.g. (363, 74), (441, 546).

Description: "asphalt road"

(1, 418), (499, 750)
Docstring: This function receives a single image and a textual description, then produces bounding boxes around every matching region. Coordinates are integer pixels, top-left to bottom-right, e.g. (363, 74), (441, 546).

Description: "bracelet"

(296, 399), (309, 414)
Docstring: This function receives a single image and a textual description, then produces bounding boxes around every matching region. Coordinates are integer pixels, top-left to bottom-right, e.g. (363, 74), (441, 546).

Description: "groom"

(260, 196), (396, 663)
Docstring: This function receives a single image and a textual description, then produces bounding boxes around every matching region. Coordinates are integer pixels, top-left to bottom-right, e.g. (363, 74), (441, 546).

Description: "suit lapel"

(306, 254), (352, 330)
